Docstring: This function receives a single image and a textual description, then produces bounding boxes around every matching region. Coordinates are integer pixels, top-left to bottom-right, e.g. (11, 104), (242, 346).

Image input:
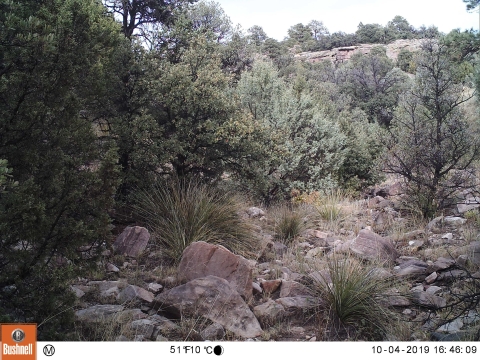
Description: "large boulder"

(152, 276), (263, 339)
(350, 229), (398, 264)
(178, 241), (253, 299)
(112, 226), (150, 258)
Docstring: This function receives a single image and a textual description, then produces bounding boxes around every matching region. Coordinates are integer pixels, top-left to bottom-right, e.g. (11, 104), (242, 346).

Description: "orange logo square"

(0, 324), (36, 360)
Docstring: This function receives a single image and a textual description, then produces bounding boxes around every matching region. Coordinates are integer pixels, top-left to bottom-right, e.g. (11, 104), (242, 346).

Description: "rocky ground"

(70, 182), (480, 342)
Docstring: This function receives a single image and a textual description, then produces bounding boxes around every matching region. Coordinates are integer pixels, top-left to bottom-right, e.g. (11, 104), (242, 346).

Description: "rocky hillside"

(71, 181), (480, 342)
(294, 39), (423, 64)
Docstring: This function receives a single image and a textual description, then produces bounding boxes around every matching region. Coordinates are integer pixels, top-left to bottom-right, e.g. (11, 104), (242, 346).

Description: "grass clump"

(309, 256), (393, 340)
(132, 178), (255, 263)
(315, 189), (345, 222)
(271, 204), (310, 245)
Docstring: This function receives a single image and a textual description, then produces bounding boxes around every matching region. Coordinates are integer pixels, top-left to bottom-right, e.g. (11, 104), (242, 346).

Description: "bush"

(132, 178), (256, 263)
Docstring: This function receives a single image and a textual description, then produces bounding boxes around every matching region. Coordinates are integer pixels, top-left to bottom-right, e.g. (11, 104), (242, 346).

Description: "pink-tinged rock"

(279, 280), (312, 297)
(350, 229), (398, 264)
(113, 226), (150, 258)
(253, 300), (286, 326)
(178, 241), (253, 299)
(260, 279), (282, 294)
(152, 276), (263, 339)
(117, 285), (154, 304)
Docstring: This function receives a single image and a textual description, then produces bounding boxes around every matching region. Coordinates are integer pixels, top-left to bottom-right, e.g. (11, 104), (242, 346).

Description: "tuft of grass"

(308, 255), (393, 340)
(271, 204), (310, 245)
(131, 178), (256, 263)
(316, 189), (345, 222)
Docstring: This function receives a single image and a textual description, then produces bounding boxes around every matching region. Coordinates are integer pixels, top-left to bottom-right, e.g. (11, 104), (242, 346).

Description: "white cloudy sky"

(215, 0), (479, 40)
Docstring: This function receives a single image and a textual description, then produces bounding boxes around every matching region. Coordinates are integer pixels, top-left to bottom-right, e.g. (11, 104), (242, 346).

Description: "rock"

(425, 272), (438, 284)
(260, 279), (282, 294)
(75, 305), (124, 323)
(117, 285), (154, 304)
(200, 323), (225, 340)
(117, 309), (148, 321)
(149, 314), (179, 333)
(133, 335), (144, 342)
(112, 226), (150, 258)
(252, 282), (262, 294)
(350, 229), (398, 264)
(428, 257), (455, 273)
(129, 319), (155, 339)
(399, 230), (425, 241)
(411, 291), (446, 309)
(437, 270), (468, 282)
(436, 318), (464, 333)
(279, 280), (311, 297)
(444, 216), (467, 226)
(155, 335), (169, 341)
(100, 286), (121, 302)
(178, 241), (253, 299)
(115, 335), (129, 341)
(456, 255), (469, 267)
(395, 265), (427, 279)
(152, 276), (263, 339)
(70, 285), (85, 298)
(275, 296), (320, 316)
(272, 242), (288, 257)
(147, 283), (163, 294)
(106, 263), (120, 272)
(246, 207), (265, 218)
(87, 280), (127, 292)
(386, 295), (411, 307)
(426, 216), (445, 231)
(408, 240), (424, 249)
(305, 247), (327, 259)
(441, 233), (453, 240)
(457, 197), (480, 214)
(253, 299), (286, 326)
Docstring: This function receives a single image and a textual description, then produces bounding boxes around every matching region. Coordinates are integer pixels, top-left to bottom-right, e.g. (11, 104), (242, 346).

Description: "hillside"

(294, 39), (423, 64)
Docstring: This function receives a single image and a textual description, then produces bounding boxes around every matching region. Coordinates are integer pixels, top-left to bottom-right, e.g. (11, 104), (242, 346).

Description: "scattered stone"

(425, 272), (438, 284)
(75, 305), (124, 323)
(457, 197), (480, 214)
(129, 319), (155, 339)
(152, 276), (263, 339)
(87, 280), (127, 292)
(444, 216), (467, 226)
(436, 318), (464, 333)
(149, 314), (179, 333)
(115, 335), (129, 341)
(408, 240), (424, 249)
(252, 282), (262, 294)
(399, 230), (425, 241)
(178, 241), (253, 299)
(106, 263), (119, 273)
(456, 255), (469, 267)
(436, 270), (468, 282)
(260, 279), (282, 294)
(441, 233), (453, 240)
(426, 216), (444, 231)
(411, 291), (446, 309)
(425, 286), (442, 295)
(273, 242), (288, 257)
(246, 207), (265, 218)
(279, 280), (311, 297)
(117, 285), (154, 304)
(133, 335), (144, 342)
(112, 226), (150, 258)
(428, 257), (455, 273)
(117, 309), (148, 321)
(275, 296), (320, 316)
(253, 299), (286, 326)
(305, 247), (327, 259)
(386, 295), (411, 307)
(100, 286), (121, 302)
(350, 229), (398, 264)
(70, 285), (85, 298)
(200, 323), (225, 340)
(155, 335), (169, 341)
(148, 283), (163, 294)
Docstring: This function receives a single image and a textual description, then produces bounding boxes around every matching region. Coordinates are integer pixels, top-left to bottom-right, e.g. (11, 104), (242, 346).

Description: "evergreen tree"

(0, 0), (120, 339)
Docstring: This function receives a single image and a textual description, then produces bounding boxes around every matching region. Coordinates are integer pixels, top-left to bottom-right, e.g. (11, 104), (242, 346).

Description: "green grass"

(308, 255), (393, 340)
(131, 178), (256, 263)
(271, 204), (310, 245)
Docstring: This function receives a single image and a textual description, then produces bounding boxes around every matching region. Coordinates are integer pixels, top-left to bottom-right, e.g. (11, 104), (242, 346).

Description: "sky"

(214, 0), (480, 40)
